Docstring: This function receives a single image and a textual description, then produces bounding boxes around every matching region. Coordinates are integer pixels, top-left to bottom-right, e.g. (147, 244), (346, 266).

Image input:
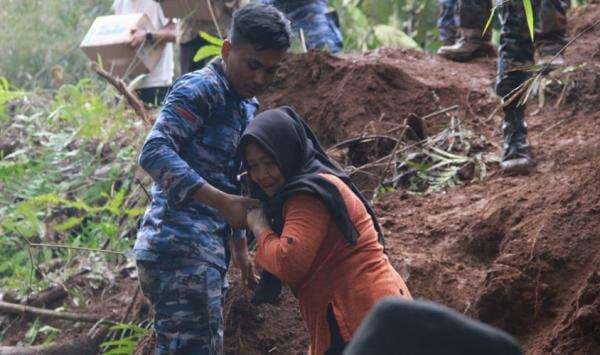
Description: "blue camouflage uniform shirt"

(134, 58), (258, 270)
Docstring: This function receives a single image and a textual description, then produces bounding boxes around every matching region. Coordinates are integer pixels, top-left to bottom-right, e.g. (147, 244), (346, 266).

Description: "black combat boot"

(500, 106), (534, 173)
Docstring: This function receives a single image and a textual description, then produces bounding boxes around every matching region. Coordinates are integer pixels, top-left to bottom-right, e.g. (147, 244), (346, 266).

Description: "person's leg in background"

(137, 260), (225, 354)
(437, 0), (459, 46)
(535, 0), (570, 66)
(284, 0), (343, 53)
(437, 0), (493, 61)
(496, 0), (536, 173)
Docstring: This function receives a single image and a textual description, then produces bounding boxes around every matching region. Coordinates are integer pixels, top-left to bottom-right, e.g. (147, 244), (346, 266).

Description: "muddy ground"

(224, 6), (600, 354)
(1, 4), (599, 355)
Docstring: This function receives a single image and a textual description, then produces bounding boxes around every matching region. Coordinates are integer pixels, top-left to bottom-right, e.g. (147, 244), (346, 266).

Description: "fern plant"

(100, 322), (152, 355)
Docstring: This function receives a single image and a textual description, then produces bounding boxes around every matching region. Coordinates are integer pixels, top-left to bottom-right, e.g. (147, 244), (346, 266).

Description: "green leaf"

(483, 6), (497, 37)
(193, 45), (221, 63)
(55, 216), (84, 232)
(523, 0), (535, 40)
(373, 25), (421, 50)
(107, 188), (126, 215)
(198, 31), (223, 46)
(125, 207), (146, 217)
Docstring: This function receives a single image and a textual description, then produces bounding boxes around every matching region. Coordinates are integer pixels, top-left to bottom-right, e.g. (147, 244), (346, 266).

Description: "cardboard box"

(80, 14), (165, 78)
(157, 0), (224, 21)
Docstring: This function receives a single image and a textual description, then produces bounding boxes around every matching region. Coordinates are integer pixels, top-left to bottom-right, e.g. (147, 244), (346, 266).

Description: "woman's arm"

(248, 194), (331, 285)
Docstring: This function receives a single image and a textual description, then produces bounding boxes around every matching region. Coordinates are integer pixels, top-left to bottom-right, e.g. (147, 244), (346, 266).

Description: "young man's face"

(221, 40), (286, 98)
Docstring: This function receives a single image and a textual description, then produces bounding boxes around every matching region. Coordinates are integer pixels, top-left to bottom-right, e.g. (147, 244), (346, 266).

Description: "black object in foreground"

(344, 297), (522, 355)
(252, 270), (282, 305)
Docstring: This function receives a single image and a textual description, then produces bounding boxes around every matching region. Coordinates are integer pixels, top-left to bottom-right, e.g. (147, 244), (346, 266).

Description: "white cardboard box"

(80, 13), (165, 78)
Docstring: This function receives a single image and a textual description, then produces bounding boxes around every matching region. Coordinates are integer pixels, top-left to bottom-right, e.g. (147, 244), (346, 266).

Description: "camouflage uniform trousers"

(137, 260), (227, 355)
(276, 0), (343, 53)
(496, 0), (570, 99)
(438, 0), (458, 44)
(438, 0), (492, 43)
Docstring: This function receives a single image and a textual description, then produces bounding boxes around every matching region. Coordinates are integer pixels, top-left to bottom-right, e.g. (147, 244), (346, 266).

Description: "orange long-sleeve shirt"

(255, 174), (412, 355)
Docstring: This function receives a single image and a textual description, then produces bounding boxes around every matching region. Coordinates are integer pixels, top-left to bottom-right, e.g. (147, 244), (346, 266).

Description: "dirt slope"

(223, 5), (600, 355)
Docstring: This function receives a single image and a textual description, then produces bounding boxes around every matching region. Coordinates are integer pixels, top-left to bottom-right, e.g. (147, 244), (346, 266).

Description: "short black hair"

(229, 3), (291, 51)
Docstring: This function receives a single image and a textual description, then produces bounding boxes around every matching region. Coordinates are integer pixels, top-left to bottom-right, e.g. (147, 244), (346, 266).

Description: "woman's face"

(245, 140), (285, 197)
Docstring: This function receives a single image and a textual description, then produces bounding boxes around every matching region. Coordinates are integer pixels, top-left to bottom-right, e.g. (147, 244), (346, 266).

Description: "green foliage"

(100, 322), (152, 355)
(22, 319), (60, 346)
(523, 0), (535, 40)
(193, 32), (224, 63)
(331, 0), (439, 52)
(0, 77), (27, 123)
(373, 117), (495, 196)
(373, 25), (420, 50)
(0, 0), (113, 89)
(0, 77), (148, 298)
(485, 1), (537, 41)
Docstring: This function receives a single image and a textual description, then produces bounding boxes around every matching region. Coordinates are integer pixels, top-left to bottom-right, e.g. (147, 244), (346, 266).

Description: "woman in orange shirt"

(239, 107), (412, 355)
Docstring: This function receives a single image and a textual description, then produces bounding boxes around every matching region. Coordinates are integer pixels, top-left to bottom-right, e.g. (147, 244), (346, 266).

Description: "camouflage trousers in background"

(438, 0), (458, 44)
(137, 260), (227, 355)
(437, 0), (492, 43)
(272, 0), (343, 53)
(496, 0), (570, 98)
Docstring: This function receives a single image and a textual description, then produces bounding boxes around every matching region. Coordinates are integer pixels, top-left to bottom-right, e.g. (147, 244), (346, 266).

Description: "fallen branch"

(421, 104), (460, 121)
(29, 242), (126, 256)
(0, 336), (104, 355)
(0, 300), (116, 325)
(24, 269), (90, 308)
(24, 285), (67, 308)
(372, 120), (409, 201)
(92, 63), (151, 125)
(328, 105), (456, 154)
(486, 18), (600, 122)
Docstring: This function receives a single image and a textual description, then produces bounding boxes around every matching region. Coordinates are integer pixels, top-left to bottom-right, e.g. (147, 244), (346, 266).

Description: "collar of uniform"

(209, 57), (260, 108)
(209, 57), (243, 99)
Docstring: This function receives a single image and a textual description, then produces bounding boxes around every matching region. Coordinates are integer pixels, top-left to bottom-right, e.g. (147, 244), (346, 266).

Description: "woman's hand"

(246, 206), (271, 239)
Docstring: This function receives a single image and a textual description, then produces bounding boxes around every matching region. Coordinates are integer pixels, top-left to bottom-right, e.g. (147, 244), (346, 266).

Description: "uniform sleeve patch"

(175, 106), (199, 125)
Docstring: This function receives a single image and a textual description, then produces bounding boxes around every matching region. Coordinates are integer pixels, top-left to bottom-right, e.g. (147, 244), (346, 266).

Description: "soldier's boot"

(500, 106), (535, 173)
(437, 29), (490, 62)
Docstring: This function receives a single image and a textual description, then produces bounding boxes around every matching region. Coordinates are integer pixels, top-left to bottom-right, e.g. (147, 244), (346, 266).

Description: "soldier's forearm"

(194, 183), (228, 211)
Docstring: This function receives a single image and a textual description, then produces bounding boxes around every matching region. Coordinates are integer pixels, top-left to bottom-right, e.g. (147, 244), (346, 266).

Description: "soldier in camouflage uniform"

(264, 0), (343, 53)
(496, 0), (569, 172)
(134, 4), (291, 353)
(437, 0), (493, 61)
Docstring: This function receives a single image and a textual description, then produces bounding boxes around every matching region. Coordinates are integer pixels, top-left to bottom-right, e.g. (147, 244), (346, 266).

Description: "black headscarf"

(238, 106), (385, 303)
